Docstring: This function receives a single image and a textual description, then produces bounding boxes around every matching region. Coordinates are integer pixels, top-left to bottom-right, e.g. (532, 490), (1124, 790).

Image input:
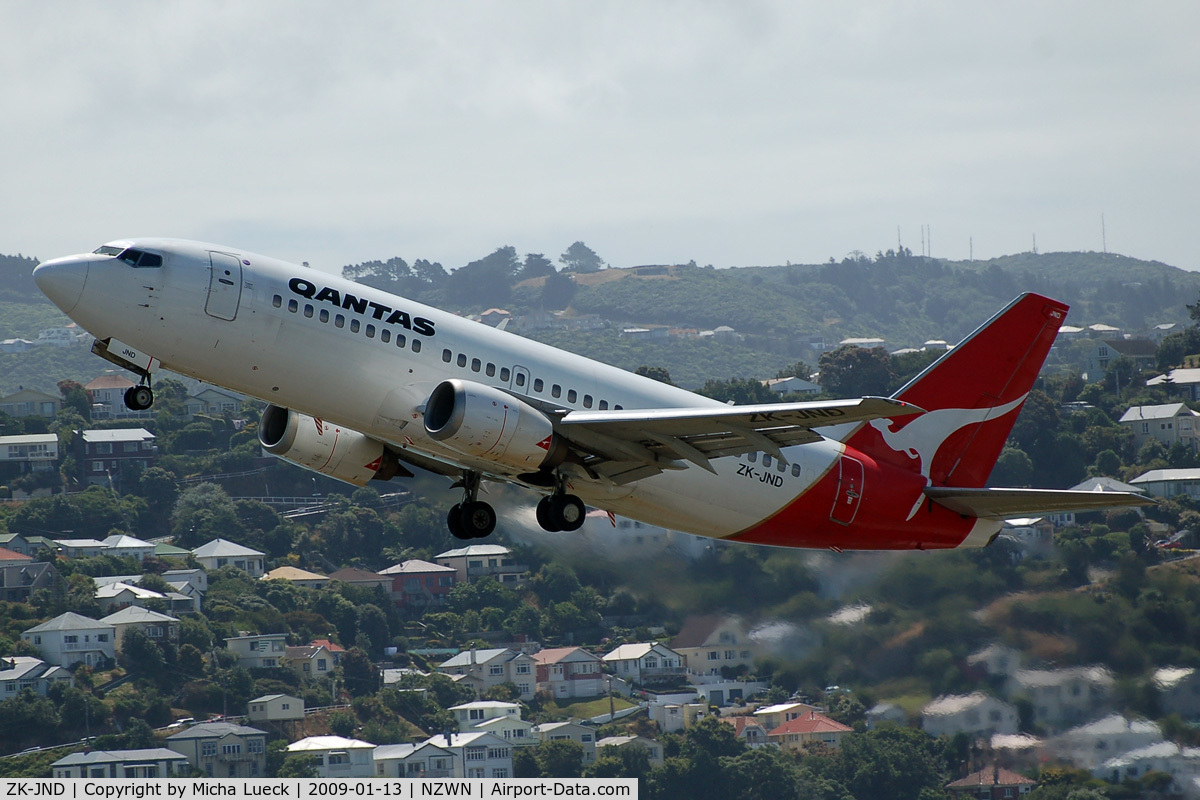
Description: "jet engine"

(259, 405), (404, 486)
(423, 379), (567, 471)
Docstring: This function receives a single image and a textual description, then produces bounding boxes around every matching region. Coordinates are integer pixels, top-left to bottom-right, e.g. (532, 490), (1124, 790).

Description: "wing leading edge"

(923, 486), (1155, 519)
(554, 396), (923, 481)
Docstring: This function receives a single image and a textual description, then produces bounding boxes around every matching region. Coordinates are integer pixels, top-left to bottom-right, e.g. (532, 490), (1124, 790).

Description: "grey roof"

(100, 606), (179, 625)
(434, 544), (512, 559)
(166, 721), (267, 740)
(53, 748), (187, 767)
(0, 656), (48, 681)
(24, 612), (113, 633)
(1132, 468), (1200, 484)
(438, 648), (518, 668)
(1069, 476), (1145, 494)
(80, 428), (154, 443)
(192, 538), (264, 558)
(1119, 403), (1195, 423)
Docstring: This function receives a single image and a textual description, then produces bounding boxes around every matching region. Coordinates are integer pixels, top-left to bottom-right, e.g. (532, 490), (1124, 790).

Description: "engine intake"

(424, 379), (567, 471)
(259, 405), (403, 486)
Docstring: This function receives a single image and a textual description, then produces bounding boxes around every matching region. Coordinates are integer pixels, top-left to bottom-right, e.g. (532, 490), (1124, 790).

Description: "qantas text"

(289, 278), (436, 337)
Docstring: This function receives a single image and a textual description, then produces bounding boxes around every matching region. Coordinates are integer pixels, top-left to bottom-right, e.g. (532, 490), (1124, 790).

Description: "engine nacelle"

(259, 405), (402, 486)
(424, 379), (567, 472)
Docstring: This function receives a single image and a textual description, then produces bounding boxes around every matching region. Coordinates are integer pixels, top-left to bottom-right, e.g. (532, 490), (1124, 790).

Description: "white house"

(0, 433), (59, 474)
(753, 701), (821, 732)
(52, 749), (190, 779)
(192, 538), (265, 578)
(449, 700), (521, 729)
(166, 721), (268, 778)
(475, 715), (536, 746)
(1119, 403), (1200, 451)
(670, 615), (758, 676)
(1008, 666), (1114, 731)
(0, 656), (73, 699)
(287, 736), (376, 778)
(922, 693), (1019, 739)
(95, 581), (169, 613)
(1097, 741), (1200, 783)
(602, 642), (685, 685)
(437, 648), (537, 701)
(434, 544), (527, 585)
(22, 612), (115, 668)
(247, 693), (304, 723)
(421, 732), (512, 779)
(54, 538), (109, 559)
(283, 644), (336, 679)
(1048, 714), (1163, 771)
(224, 633), (288, 669)
(374, 742), (454, 778)
(1154, 667), (1200, 720)
(531, 721), (598, 764)
(1130, 468), (1200, 501)
(100, 534), (155, 563)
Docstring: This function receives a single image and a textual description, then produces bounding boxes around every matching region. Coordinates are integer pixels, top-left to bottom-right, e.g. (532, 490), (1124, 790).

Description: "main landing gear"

(443, 471), (587, 540)
(123, 382), (154, 412)
(536, 475), (586, 533)
(447, 471), (497, 541)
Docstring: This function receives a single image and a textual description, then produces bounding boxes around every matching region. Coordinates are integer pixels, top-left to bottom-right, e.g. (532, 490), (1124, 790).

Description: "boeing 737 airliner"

(33, 239), (1149, 550)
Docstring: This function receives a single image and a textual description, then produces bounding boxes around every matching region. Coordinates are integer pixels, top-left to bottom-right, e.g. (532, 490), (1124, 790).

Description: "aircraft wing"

(554, 396), (923, 481)
(923, 486), (1155, 519)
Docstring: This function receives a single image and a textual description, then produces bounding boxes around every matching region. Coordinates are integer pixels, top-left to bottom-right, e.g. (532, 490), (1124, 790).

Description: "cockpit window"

(94, 245), (124, 256)
(116, 248), (163, 268)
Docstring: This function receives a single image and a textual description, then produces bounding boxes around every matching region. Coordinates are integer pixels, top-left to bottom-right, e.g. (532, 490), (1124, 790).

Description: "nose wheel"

(123, 384), (154, 411)
(447, 472), (496, 540)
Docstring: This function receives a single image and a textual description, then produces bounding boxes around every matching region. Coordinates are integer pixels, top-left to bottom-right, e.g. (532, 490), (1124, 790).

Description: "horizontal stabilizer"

(924, 486), (1155, 519)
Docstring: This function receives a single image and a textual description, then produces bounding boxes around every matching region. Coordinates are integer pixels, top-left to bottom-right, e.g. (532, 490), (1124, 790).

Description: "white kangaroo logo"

(869, 393), (1027, 519)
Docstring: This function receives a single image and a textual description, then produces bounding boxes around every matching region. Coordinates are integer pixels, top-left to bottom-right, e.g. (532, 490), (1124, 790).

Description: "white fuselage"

(43, 239), (840, 540)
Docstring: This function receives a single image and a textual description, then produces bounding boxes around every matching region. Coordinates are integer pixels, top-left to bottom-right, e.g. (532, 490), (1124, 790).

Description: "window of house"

(490, 665), (504, 676)
(201, 742), (217, 757)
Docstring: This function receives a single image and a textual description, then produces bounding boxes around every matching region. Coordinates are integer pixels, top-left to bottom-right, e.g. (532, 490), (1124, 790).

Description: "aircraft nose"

(33, 256), (89, 314)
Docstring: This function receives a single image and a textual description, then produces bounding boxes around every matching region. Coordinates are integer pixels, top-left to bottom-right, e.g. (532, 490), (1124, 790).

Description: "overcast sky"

(3, 2), (1197, 275)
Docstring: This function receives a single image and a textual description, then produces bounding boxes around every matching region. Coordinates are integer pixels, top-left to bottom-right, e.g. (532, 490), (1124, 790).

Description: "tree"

(828, 727), (948, 800)
(635, 365), (674, 386)
(541, 272), (577, 310)
(57, 379), (92, 420)
(340, 647), (380, 697)
(277, 754), (319, 778)
(519, 253), (557, 281)
(536, 739), (584, 778)
(444, 247), (519, 307)
(818, 345), (895, 397)
(559, 241), (605, 273)
(171, 483), (242, 546)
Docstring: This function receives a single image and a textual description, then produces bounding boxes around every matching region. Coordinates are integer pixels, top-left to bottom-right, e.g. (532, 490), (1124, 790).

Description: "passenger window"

(748, 452), (757, 464)
(412, 340), (422, 352)
(272, 295), (282, 308)
(381, 329), (391, 343)
(457, 354), (467, 368)
(471, 358), (481, 372)
(791, 463), (801, 477)
(443, 349), (452, 363)
(567, 389), (578, 403)
(534, 378), (543, 392)
(551, 384), (561, 399)
(287, 299), (298, 313)
(614, 404), (623, 410)
(583, 394), (593, 408)
(365, 324), (376, 338)
(500, 367), (511, 382)
(334, 314), (345, 328)
(599, 400), (609, 410)
(763, 454), (772, 467)
(486, 363), (496, 377)
(319, 309), (329, 323)
(396, 334), (406, 348)
(777, 459), (786, 472)
(350, 319), (361, 333)
(304, 304), (314, 318)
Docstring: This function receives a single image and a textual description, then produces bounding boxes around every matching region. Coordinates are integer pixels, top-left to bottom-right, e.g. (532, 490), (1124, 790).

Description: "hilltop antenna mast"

(920, 226), (925, 257)
(897, 226), (902, 254)
(1032, 234), (1038, 255)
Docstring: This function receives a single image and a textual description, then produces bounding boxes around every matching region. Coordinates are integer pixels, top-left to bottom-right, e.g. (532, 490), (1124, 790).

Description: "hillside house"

(224, 633), (288, 669)
(374, 742), (454, 778)
(1097, 741), (1200, 784)
(1086, 339), (1156, 378)
(327, 566), (391, 592)
(0, 560), (57, 602)
(670, 615), (757, 676)
(261, 566), (330, 590)
(1008, 666), (1114, 730)
(22, 612), (115, 668)
(1047, 714), (1162, 771)
(380, 559), (456, 609)
(531, 721), (597, 764)
(166, 722), (268, 778)
(1154, 667), (1200, 719)
(283, 644), (335, 679)
(596, 735), (663, 765)
(420, 732), (512, 779)
(946, 767), (1036, 799)
(100, 606), (179, 651)
(601, 642), (685, 685)
(723, 716), (772, 748)
(768, 711), (853, 752)
(449, 700), (521, 729)
(0, 433), (58, 474)
(474, 715), (536, 746)
(192, 538), (265, 577)
(0, 656), (73, 699)
(52, 749), (190, 779)
(753, 701), (822, 731)
(922, 693), (1019, 739)
(1119, 403), (1200, 451)
(533, 647), (605, 699)
(77, 428), (156, 490)
(287, 736), (376, 778)
(437, 649), (537, 701)
(247, 694), (304, 723)
(0, 388), (60, 418)
(434, 544), (528, 586)
(1130, 468), (1200, 501)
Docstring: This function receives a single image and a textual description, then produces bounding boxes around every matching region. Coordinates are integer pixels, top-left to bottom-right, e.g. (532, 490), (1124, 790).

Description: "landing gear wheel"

(447, 504), (471, 540)
(460, 501), (497, 538)
(124, 385), (154, 411)
(552, 494), (587, 531)
(536, 496), (562, 532)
